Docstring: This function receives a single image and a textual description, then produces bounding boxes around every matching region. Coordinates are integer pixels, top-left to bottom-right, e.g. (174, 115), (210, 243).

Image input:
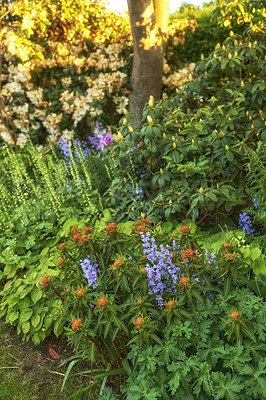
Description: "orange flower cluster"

(105, 222), (118, 235)
(139, 267), (147, 274)
(98, 296), (108, 307)
(113, 259), (122, 269)
(135, 317), (143, 329)
(230, 311), (239, 320)
(225, 253), (234, 260)
(73, 233), (82, 242)
(84, 227), (92, 234)
(70, 226), (79, 234)
(179, 276), (189, 287)
(182, 248), (195, 261)
(137, 217), (151, 225)
(42, 275), (51, 287)
(72, 318), (82, 331)
(224, 243), (231, 249)
(180, 225), (190, 234)
(137, 225), (147, 235)
(137, 299), (143, 304)
(76, 288), (85, 297)
(58, 258), (64, 266)
(80, 234), (90, 245)
(167, 300), (174, 309)
(58, 243), (68, 250)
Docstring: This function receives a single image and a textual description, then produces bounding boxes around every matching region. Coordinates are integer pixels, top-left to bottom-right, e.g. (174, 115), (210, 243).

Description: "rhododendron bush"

(0, 0), (199, 146)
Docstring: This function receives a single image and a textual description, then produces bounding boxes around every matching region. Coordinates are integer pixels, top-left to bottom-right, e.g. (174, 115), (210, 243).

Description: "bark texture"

(127, 0), (169, 122)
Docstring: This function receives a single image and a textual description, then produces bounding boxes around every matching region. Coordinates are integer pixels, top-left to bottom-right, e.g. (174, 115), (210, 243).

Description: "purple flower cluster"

(136, 185), (144, 200)
(239, 212), (255, 236)
(88, 123), (113, 150)
(59, 138), (90, 165)
(253, 196), (264, 215)
(140, 232), (181, 308)
(80, 258), (100, 289)
(204, 250), (216, 266)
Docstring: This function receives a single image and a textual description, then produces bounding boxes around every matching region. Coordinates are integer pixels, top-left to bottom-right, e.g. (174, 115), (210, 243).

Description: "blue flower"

(140, 232), (181, 308)
(80, 258), (99, 289)
(239, 212), (255, 236)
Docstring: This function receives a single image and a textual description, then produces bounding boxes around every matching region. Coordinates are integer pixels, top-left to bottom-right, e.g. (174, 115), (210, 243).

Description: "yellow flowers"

(148, 95), (154, 107)
(147, 115), (153, 124)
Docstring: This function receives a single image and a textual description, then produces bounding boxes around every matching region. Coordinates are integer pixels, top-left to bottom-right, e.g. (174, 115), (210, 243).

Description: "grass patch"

(0, 320), (97, 400)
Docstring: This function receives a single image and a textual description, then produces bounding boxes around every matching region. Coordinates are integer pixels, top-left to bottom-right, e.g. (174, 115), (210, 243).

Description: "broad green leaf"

(20, 308), (33, 323)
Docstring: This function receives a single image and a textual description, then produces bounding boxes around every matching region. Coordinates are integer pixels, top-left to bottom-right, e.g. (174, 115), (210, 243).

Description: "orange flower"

(58, 243), (67, 250)
(137, 225), (147, 235)
(182, 248), (194, 261)
(106, 222), (118, 235)
(58, 258), (64, 266)
(180, 276), (189, 287)
(180, 225), (190, 234)
(73, 233), (82, 242)
(76, 288), (85, 297)
(230, 311), (239, 320)
(98, 296), (108, 307)
(135, 317), (143, 329)
(42, 275), (51, 287)
(139, 267), (147, 274)
(137, 299), (143, 304)
(167, 300), (174, 309)
(225, 253), (234, 260)
(113, 259), (122, 269)
(137, 217), (151, 225)
(84, 227), (92, 234)
(80, 234), (90, 245)
(224, 243), (231, 249)
(72, 318), (82, 331)
(70, 226), (79, 234)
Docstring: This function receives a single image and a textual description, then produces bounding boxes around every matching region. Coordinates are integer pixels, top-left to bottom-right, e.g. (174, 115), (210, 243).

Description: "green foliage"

(124, 285), (266, 399)
(38, 217), (264, 393)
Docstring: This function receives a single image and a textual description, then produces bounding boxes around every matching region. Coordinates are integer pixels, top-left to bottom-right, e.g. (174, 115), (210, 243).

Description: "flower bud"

(216, 43), (220, 50)
(149, 95), (154, 107)
(147, 115), (153, 124)
(160, 168), (164, 175)
(248, 42), (252, 48)
(241, 81), (244, 88)
(222, 45), (226, 51)
(201, 54), (205, 61)
(225, 145), (230, 151)
(230, 30), (234, 36)
(214, 53), (217, 59)
(234, 51), (238, 57)
(234, 39), (238, 46)
(123, 109), (128, 115)
(163, 132), (166, 139)
(169, 199), (173, 206)
(173, 142), (177, 149)
(128, 125), (134, 133)
(199, 187), (204, 194)
(172, 136), (175, 142)
(123, 118), (127, 126)
(188, 74), (193, 82)
(228, 53), (232, 60)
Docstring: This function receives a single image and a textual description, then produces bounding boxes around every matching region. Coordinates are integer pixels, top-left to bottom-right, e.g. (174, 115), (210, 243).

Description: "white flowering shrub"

(0, 0), (211, 147)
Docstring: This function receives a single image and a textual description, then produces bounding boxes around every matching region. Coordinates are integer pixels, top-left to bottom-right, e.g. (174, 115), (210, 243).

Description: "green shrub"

(39, 216), (265, 392)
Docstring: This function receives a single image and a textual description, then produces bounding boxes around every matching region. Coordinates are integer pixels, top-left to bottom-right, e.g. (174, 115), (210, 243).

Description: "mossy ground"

(0, 320), (97, 400)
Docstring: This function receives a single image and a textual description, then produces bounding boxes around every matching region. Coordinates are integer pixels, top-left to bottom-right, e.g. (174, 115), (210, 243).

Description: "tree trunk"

(127, 0), (169, 122)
